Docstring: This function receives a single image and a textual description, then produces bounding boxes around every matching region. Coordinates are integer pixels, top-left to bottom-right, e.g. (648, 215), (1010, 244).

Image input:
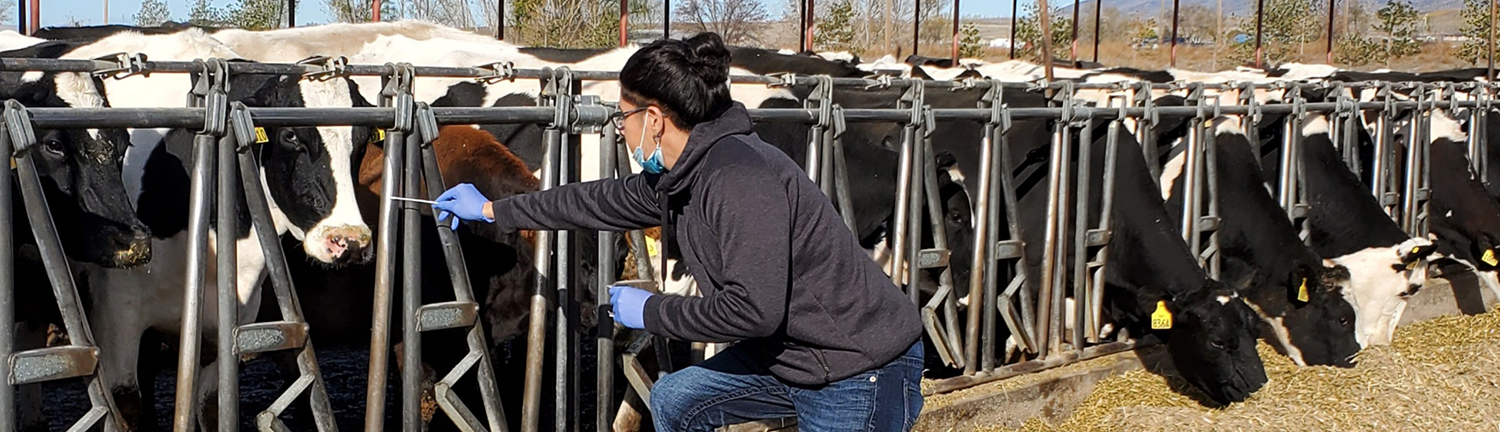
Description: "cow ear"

(1476, 235), (1500, 270)
(1289, 264), (1314, 306)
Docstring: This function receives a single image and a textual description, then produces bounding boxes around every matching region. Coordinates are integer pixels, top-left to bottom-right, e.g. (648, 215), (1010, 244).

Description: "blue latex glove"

(609, 285), (653, 330)
(432, 183), (494, 231)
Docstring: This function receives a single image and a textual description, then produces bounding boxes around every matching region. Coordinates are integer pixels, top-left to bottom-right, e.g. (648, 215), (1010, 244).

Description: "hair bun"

(684, 32), (731, 84)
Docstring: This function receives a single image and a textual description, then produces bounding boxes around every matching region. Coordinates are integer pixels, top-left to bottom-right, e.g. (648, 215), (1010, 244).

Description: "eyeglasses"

(611, 107), (649, 135)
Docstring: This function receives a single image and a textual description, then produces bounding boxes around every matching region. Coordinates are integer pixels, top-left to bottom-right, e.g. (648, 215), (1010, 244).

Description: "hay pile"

(1009, 307), (1500, 431)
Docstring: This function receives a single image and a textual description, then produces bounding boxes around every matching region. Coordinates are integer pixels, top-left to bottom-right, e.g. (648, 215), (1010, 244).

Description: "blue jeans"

(648, 342), (924, 432)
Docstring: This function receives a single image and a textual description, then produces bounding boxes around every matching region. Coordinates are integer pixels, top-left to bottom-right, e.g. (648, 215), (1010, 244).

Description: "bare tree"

(326, 0), (400, 22)
(677, 0), (769, 44)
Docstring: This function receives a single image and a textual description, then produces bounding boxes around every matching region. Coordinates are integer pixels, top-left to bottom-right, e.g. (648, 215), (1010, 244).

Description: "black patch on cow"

(1089, 67), (1176, 84)
(518, 47), (614, 63)
(33, 22), (206, 42)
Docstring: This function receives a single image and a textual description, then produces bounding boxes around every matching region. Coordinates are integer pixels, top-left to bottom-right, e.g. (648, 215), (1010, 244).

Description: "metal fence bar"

(401, 131), (424, 432)
(0, 100), (12, 432)
(215, 131), (240, 432)
(596, 127), (619, 432)
(365, 63), (414, 432)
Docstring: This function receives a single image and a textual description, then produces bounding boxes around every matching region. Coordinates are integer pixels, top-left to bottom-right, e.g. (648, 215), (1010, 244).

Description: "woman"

(433, 32), (924, 431)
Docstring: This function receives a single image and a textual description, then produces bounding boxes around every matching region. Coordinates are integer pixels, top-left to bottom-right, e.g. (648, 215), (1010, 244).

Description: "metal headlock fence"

(0, 53), (1492, 432)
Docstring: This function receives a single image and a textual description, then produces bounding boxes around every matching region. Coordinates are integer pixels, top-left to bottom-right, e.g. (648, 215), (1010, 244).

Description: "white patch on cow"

(1217, 295), (1231, 305)
(815, 51), (856, 62)
(0, 30), (43, 52)
(1275, 63), (1341, 81)
(1327, 237), (1433, 347)
(1160, 151), (1188, 201)
(211, 20), (509, 62)
(1243, 301), (1309, 366)
(295, 79), (373, 262)
(1301, 113), (1332, 137)
(1429, 109), (1468, 143)
(777, 49), (796, 55)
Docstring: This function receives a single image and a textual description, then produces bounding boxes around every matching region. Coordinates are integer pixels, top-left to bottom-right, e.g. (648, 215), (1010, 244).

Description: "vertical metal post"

(800, 0), (809, 52)
(373, 0), (382, 21)
(1092, 0), (1102, 62)
(1170, 0), (1180, 68)
(215, 134), (239, 432)
(15, 0), (24, 36)
(663, 0), (671, 38)
(620, 0), (630, 46)
(952, 0), (961, 62)
(1070, 0), (1080, 62)
(1071, 116), (1094, 352)
(913, 0), (921, 58)
(806, 0), (817, 52)
(1036, 115), (1070, 359)
(1039, 0), (1054, 80)
(981, 120), (1003, 372)
(1010, 0), (1020, 59)
(496, 0), (506, 39)
(288, 0), (297, 27)
(366, 64), (413, 432)
(172, 132), (217, 432)
(1326, 0), (1334, 64)
(1490, 0), (1496, 79)
(1255, 0), (1265, 67)
(596, 127), (619, 432)
(27, 0), (38, 34)
(401, 132), (423, 432)
(964, 103), (1000, 376)
(0, 117), (15, 432)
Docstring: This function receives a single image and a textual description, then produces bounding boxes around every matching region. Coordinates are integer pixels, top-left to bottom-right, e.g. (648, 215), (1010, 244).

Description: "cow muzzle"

(112, 231), (153, 268)
(313, 225), (373, 266)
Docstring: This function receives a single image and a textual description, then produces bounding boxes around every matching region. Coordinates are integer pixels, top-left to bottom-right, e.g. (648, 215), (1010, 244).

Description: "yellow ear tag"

(372, 128), (387, 143)
(1297, 278), (1310, 302)
(8, 158), (13, 170)
(645, 237), (660, 258)
(254, 127), (270, 144)
(1151, 300), (1173, 330)
(1411, 247), (1421, 255)
(1485, 249), (1498, 266)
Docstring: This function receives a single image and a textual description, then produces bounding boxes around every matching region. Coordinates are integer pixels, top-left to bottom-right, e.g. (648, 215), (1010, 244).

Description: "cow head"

(239, 74), (373, 266)
(1331, 238), (1440, 347)
(4, 66), (152, 268)
(1161, 280), (1268, 405)
(1273, 263), (1360, 367)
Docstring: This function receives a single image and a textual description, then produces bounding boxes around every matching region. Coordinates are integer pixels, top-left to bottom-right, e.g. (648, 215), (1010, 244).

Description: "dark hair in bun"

(621, 32), (733, 128)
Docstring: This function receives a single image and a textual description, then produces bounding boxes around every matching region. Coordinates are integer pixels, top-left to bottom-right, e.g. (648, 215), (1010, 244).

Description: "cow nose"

(112, 230), (153, 268)
(323, 225), (373, 265)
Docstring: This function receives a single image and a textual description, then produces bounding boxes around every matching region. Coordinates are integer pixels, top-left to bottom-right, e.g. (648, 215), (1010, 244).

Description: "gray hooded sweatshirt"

(489, 102), (922, 385)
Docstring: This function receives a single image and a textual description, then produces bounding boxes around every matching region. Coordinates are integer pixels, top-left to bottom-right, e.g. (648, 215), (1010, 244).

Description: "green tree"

(1374, 0), (1421, 63)
(1459, 0), (1493, 64)
(815, 0), (859, 53)
(228, 0), (286, 30)
(1231, 0), (1321, 65)
(959, 22), (984, 58)
(135, 0), (172, 26)
(1013, 2), (1072, 61)
(188, 0), (232, 27)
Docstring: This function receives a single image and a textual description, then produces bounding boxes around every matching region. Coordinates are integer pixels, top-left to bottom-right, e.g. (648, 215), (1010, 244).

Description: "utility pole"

(1326, 0), (1335, 64)
(1040, 0), (1054, 80)
(1093, 0), (1102, 62)
(952, 0), (961, 62)
(1170, 0), (1179, 67)
(1255, 0), (1265, 67)
(1009, 0), (1018, 58)
(885, 0), (893, 54)
(1070, 0), (1080, 62)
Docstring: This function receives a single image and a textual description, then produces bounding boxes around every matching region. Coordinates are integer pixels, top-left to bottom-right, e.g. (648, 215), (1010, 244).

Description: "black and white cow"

(1161, 117), (1362, 367)
(32, 30), (374, 430)
(998, 90), (1268, 404)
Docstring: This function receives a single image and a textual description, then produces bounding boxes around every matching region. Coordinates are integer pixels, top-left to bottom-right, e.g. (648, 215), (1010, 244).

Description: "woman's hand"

(433, 183), (495, 230)
(609, 285), (653, 329)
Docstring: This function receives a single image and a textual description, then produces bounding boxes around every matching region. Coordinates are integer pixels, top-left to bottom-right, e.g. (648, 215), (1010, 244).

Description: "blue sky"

(34, 0), (1023, 27)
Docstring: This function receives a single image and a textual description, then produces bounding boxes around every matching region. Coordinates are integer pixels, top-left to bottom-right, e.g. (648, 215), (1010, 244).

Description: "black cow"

(1162, 121), (1361, 367)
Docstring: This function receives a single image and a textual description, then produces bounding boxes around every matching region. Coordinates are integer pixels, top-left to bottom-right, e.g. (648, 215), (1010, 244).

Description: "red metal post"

(805, 0), (817, 52)
(1070, 0), (1080, 62)
(1170, 0), (1179, 67)
(28, 0), (39, 34)
(620, 0), (629, 46)
(1255, 0), (1265, 67)
(1093, 0), (1102, 62)
(373, 0), (382, 22)
(1039, 0), (1053, 80)
(952, 0), (961, 62)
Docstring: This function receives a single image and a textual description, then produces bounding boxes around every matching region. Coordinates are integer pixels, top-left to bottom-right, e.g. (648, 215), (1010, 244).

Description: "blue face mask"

(633, 112), (667, 174)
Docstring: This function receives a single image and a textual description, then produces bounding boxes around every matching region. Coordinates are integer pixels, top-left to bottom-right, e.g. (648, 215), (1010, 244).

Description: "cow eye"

(1209, 340), (1226, 349)
(41, 138), (64, 156)
(1339, 317), (1351, 327)
(279, 129), (306, 152)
